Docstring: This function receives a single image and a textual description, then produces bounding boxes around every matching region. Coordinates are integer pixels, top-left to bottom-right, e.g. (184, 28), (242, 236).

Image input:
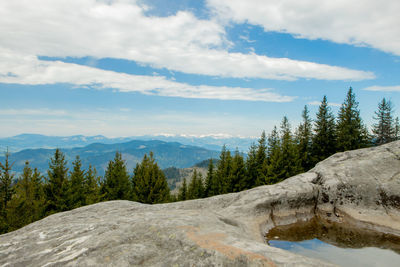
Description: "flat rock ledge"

(1, 141), (400, 266)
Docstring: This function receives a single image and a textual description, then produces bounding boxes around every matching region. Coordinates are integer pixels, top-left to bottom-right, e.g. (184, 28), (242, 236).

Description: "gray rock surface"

(1, 141), (400, 266)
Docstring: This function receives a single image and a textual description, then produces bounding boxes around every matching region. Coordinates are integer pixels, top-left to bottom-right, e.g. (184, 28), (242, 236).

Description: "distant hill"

(0, 134), (255, 153)
(163, 166), (208, 193)
(0, 134), (132, 152)
(0, 140), (220, 176)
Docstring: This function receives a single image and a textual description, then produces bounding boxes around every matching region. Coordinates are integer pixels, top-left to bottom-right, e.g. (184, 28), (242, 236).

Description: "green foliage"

(45, 149), (69, 215)
(6, 162), (45, 232)
(266, 116), (300, 183)
(2, 87), (398, 234)
(311, 96), (337, 164)
(0, 149), (15, 213)
(84, 165), (100, 205)
(372, 98), (395, 145)
(187, 170), (204, 199)
(68, 156), (86, 209)
(229, 149), (247, 192)
(214, 145), (232, 194)
(255, 132), (267, 186)
(102, 152), (131, 201)
(204, 159), (215, 197)
(296, 105), (313, 171)
(336, 87), (370, 151)
(178, 177), (187, 201)
(245, 143), (258, 188)
(132, 152), (170, 204)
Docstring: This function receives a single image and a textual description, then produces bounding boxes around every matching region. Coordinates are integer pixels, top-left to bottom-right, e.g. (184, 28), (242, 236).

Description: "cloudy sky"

(1, 0), (400, 138)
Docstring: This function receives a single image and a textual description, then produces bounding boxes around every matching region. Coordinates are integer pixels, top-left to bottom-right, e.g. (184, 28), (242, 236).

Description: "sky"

(1, 0), (400, 138)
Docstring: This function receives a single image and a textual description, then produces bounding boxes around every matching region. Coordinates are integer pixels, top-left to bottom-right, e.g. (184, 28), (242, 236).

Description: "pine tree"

(279, 116), (300, 179)
(187, 169), (200, 199)
(132, 152), (170, 204)
(372, 98), (395, 145)
(204, 159), (215, 197)
(32, 167), (45, 217)
(255, 131), (267, 186)
(266, 126), (281, 184)
(84, 165), (100, 205)
(6, 162), (44, 231)
(68, 156), (86, 209)
(178, 177), (188, 201)
(196, 173), (205, 198)
(103, 152), (131, 201)
(0, 149), (15, 213)
(215, 145), (232, 194)
(45, 149), (69, 214)
(245, 143), (258, 188)
(296, 105), (313, 171)
(266, 117), (299, 183)
(229, 149), (246, 192)
(311, 96), (337, 164)
(337, 87), (370, 151)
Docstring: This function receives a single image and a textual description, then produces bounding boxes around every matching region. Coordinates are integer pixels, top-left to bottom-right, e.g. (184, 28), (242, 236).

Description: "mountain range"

(0, 140), (220, 176)
(0, 134), (255, 153)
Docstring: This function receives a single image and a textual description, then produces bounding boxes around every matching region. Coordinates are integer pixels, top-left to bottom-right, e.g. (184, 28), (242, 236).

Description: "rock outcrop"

(1, 141), (400, 266)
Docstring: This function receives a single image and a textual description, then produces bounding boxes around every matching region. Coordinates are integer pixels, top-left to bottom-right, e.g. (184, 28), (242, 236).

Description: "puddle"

(266, 217), (400, 267)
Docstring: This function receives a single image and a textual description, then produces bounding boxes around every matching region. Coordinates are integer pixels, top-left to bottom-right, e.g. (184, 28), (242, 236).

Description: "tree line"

(0, 150), (170, 234)
(177, 87), (399, 200)
(0, 87), (398, 233)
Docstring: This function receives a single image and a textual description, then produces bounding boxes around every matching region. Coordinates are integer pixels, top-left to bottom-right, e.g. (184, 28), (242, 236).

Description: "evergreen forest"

(1, 88), (399, 234)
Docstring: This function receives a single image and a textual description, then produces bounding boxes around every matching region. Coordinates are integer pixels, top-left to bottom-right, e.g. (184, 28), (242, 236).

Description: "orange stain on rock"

(180, 226), (276, 266)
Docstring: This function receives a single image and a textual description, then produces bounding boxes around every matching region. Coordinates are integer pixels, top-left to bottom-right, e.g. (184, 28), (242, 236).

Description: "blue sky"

(1, 0), (400, 138)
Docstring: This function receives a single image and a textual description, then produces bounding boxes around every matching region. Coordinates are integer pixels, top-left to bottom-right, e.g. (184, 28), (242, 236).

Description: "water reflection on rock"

(266, 217), (400, 267)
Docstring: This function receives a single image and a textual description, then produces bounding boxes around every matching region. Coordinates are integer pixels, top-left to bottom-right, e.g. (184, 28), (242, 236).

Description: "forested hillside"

(0, 140), (220, 175)
(0, 88), (399, 234)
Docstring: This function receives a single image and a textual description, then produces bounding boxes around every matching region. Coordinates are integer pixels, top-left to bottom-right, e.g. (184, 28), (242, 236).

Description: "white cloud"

(363, 85), (400, 92)
(207, 0), (400, 56)
(0, 0), (373, 81)
(308, 101), (341, 107)
(0, 49), (294, 102)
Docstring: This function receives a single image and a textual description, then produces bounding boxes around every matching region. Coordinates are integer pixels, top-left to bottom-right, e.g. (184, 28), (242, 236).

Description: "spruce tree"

(132, 152), (170, 204)
(336, 87), (370, 151)
(296, 105), (313, 171)
(204, 159), (215, 197)
(245, 143), (258, 188)
(215, 145), (232, 194)
(196, 173), (204, 198)
(15, 162), (35, 225)
(311, 96), (337, 164)
(178, 177), (188, 201)
(6, 162), (44, 231)
(255, 131), (267, 186)
(84, 165), (100, 205)
(266, 117), (299, 183)
(372, 98), (395, 145)
(266, 126), (281, 184)
(103, 152), (131, 201)
(45, 149), (69, 214)
(187, 169), (200, 199)
(68, 156), (86, 209)
(0, 149), (15, 213)
(229, 149), (246, 192)
(279, 116), (300, 179)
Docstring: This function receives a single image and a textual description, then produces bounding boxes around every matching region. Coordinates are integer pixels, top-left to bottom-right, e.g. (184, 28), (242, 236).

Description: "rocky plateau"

(1, 141), (400, 266)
